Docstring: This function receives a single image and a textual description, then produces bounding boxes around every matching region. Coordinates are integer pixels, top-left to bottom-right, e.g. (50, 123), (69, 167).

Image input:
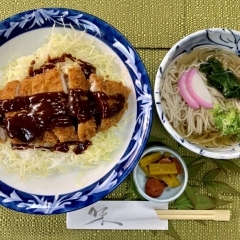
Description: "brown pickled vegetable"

(148, 162), (178, 175)
(160, 174), (181, 187)
(139, 152), (162, 168)
(139, 151), (182, 198)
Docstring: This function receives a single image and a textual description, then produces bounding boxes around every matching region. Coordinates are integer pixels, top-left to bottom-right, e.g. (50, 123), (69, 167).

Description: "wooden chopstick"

(155, 210), (230, 221)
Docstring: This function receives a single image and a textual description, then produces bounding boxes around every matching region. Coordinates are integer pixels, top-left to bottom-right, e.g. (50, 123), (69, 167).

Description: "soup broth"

(161, 47), (240, 148)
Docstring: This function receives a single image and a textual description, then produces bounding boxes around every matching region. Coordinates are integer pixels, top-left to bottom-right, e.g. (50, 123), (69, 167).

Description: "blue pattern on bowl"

(154, 28), (240, 159)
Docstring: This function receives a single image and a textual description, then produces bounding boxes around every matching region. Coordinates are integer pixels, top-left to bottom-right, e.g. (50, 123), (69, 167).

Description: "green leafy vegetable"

(204, 183), (219, 200)
(185, 184), (196, 208)
(211, 104), (240, 139)
(199, 57), (240, 98)
(146, 136), (165, 148)
(124, 173), (145, 200)
(174, 192), (194, 210)
(195, 195), (216, 210)
(182, 156), (202, 166)
(187, 162), (205, 178)
(204, 181), (240, 195)
(212, 159), (240, 174)
(199, 57), (223, 74)
(165, 221), (181, 240)
(215, 199), (233, 207)
(203, 168), (221, 181)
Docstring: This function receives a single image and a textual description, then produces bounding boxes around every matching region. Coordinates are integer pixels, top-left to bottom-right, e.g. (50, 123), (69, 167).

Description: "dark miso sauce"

(28, 53), (96, 79)
(68, 90), (126, 125)
(12, 140), (92, 155)
(1, 91), (125, 154)
(1, 53), (125, 154)
(2, 92), (70, 142)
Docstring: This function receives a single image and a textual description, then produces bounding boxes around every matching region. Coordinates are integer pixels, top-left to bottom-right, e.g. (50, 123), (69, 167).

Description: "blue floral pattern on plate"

(0, 8), (153, 214)
(154, 28), (240, 159)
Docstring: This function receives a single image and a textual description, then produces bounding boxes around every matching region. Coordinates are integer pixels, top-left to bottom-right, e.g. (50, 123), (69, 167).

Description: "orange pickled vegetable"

(145, 178), (165, 197)
(171, 157), (182, 174)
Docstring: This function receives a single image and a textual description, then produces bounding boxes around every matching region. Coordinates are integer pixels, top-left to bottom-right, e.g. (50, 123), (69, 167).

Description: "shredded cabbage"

(0, 28), (125, 179)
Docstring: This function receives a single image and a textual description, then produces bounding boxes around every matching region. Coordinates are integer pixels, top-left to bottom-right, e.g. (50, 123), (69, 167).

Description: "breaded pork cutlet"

(0, 64), (131, 149)
(19, 68), (64, 96)
(4, 68), (78, 146)
(52, 126), (78, 142)
(17, 69), (65, 146)
(18, 68), (66, 97)
(68, 67), (97, 142)
(31, 74), (47, 95)
(0, 80), (20, 100)
(44, 68), (66, 93)
(35, 68), (77, 144)
(19, 78), (33, 96)
(37, 68), (77, 144)
(77, 119), (96, 142)
(0, 81), (20, 143)
(32, 131), (59, 147)
(89, 73), (131, 132)
(68, 67), (90, 90)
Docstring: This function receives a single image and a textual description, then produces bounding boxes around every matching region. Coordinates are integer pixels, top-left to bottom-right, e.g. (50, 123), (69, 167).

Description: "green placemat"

(0, 0), (184, 48)
(1, 1), (240, 240)
(185, 0), (240, 34)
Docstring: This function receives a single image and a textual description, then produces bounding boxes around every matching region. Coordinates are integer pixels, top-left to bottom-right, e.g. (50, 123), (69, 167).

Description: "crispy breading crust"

(52, 126), (78, 142)
(19, 78), (33, 96)
(0, 80), (20, 99)
(68, 67), (89, 90)
(0, 66), (130, 146)
(89, 74), (130, 99)
(31, 74), (47, 95)
(78, 119), (97, 142)
(0, 81), (21, 143)
(1, 69), (66, 145)
(36, 131), (59, 147)
(44, 68), (63, 92)
(89, 73), (131, 131)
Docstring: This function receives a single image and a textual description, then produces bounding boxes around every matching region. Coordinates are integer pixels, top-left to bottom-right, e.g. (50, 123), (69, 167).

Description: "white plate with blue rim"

(0, 8), (152, 214)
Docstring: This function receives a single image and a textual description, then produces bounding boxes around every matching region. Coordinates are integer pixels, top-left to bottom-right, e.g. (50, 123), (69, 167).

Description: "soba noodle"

(161, 48), (240, 148)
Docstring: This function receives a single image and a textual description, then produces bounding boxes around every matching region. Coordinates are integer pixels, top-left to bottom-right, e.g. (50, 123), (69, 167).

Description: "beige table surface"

(1, 0), (240, 239)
